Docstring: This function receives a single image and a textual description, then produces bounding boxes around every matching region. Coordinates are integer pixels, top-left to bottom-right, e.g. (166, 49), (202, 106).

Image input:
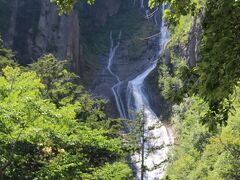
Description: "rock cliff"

(0, 0), (170, 117)
(0, 0), (122, 73)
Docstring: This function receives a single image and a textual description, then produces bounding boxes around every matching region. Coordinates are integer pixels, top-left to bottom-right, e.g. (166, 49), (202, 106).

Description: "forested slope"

(0, 41), (133, 179)
(155, 0), (240, 179)
(0, 0), (240, 179)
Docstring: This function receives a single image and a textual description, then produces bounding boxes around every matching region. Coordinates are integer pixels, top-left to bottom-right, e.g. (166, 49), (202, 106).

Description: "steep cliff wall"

(1, 0), (81, 71)
(151, 12), (203, 121)
(85, 4), (162, 117)
(0, 0), (122, 74)
(0, 0), (169, 118)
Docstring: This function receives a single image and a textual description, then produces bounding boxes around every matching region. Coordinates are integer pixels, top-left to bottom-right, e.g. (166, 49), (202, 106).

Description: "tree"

(83, 162), (134, 180)
(148, 0), (204, 26)
(165, 90), (240, 179)
(0, 36), (17, 72)
(174, 0), (240, 130)
(0, 66), (131, 179)
(127, 106), (164, 180)
(29, 54), (83, 107)
(50, 0), (95, 14)
(29, 54), (112, 131)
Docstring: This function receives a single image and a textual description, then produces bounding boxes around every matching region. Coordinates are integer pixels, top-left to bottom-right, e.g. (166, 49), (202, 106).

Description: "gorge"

(1, 0), (240, 179)
(0, 0), (173, 178)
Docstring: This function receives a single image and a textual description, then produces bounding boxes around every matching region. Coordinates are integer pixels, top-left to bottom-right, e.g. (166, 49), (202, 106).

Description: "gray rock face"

(34, 0), (81, 73)
(187, 13), (203, 67)
(2, 0), (81, 70)
(93, 38), (156, 117)
(93, 0), (121, 26)
(91, 7), (165, 117)
(1, 0), (122, 73)
(1, 0), (169, 118)
(164, 12), (203, 68)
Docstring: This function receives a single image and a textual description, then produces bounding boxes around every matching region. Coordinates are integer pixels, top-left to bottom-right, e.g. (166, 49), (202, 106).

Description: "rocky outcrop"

(187, 14), (203, 67)
(0, 0), (169, 118)
(33, 0), (81, 73)
(1, 0), (81, 69)
(92, 36), (158, 117)
(163, 12), (203, 68)
(0, 0), (122, 73)
(93, 0), (121, 26)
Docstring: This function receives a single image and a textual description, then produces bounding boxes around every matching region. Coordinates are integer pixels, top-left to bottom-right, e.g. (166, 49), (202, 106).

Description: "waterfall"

(145, 10), (150, 21)
(107, 3), (174, 179)
(140, 0), (144, 8)
(154, 13), (158, 26)
(127, 4), (173, 179)
(107, 31), (127, 119)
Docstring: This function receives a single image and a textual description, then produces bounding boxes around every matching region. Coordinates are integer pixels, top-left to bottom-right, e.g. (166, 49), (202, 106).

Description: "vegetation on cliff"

(157, 0), (240, 179)
(0, 0), (240, 179)
(165, 94), (240, 179)
(0, 41), (133, 179)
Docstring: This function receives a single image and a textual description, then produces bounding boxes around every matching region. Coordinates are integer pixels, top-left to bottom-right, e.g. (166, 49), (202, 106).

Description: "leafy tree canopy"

(165, 88), (240, 179)
(176, 0), (240, 130)
(158, 0), (240, 130)
(0, 41), (132, 178)
(0, 66), (130, 179)
(0, 36), (17, 72)
(50, 0), (95, 14)
(29, 54), (115, 132)
(149, 0), (204, 25)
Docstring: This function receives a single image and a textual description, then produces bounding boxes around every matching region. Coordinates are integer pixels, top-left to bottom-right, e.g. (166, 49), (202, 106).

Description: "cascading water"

(127, 4), (174, 179)
(107, 31), (127, 119)
(140, 0), (145, 8)
(106, 3), (174, 180)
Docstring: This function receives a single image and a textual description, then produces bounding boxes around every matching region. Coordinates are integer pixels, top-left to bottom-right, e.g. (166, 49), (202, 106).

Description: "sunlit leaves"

(0, 66), (129, 178)
(149, 0), (204, 26)
(184, 0), (240, 128)
(165, 88), (240, 179)
(50, 0), (95, 15)
(0, 36), (16, 72)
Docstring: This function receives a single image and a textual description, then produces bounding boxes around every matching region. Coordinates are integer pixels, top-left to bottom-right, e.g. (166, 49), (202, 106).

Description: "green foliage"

(29, 54), (83, 106)
(0, 36), (16, 72)
(165, 88), (240, 179)
(157, 3), (194, 104)
(29, 54), (112, 132)
(168, 14), (193, 46)
(149, 0), (204, 26)
(50, 0), (94, 15)
(83, 162), (134, 180)
(158, 0), (240, 130)
(169, 0), (240, 129)
(190, 0), (240, 126)
(0, 66), (129, 178)
(0, 43), (133, 178)
(158, 51), (187, 102)
(158, 1), (240, 177)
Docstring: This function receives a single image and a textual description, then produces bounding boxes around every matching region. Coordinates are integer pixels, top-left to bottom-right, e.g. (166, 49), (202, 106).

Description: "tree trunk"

(141, 110), (145, 180)
(0, 168), (4, 180)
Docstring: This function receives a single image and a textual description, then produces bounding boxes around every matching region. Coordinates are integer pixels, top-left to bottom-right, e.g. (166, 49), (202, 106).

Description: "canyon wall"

(0, 0), (122, 73)
(0, 0), (171, 117)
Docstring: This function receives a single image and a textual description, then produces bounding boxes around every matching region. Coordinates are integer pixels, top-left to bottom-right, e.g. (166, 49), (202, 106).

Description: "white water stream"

(140, 0), (145, 8)
(107, 4), (174, 179)
(107, 31), (127, 119)
(127, 5), (173, 179)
